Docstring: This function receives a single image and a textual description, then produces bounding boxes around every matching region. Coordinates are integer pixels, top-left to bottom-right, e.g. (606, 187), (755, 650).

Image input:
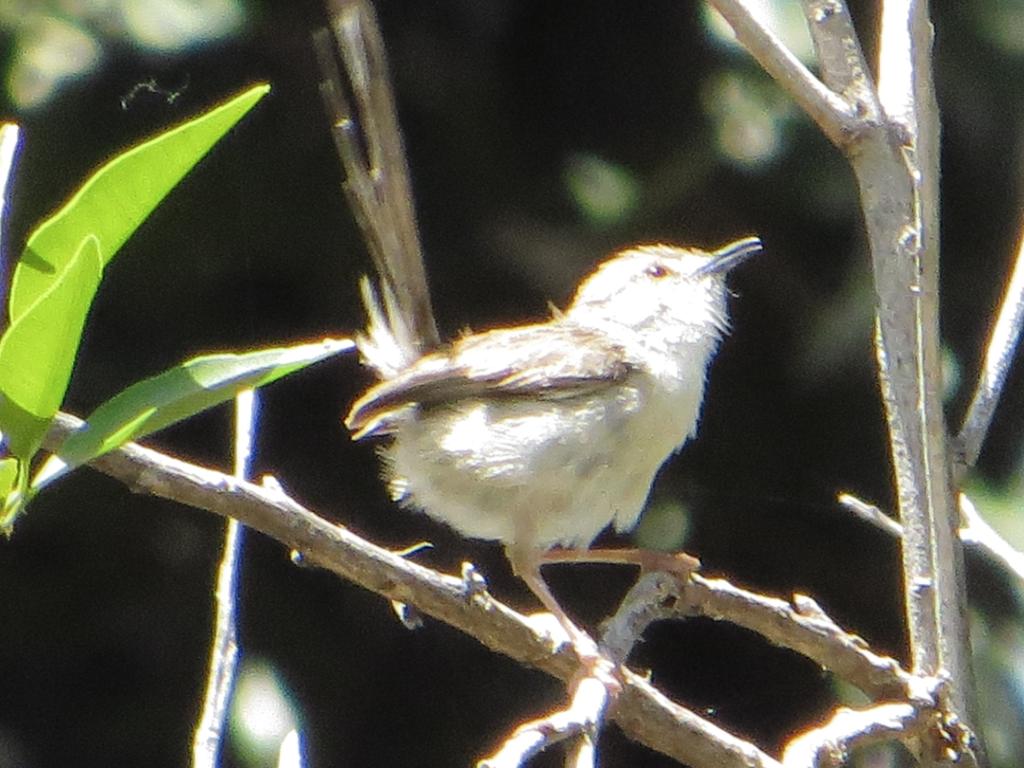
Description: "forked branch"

(44, 410), (945, 768)
(706, 2), (980, 762)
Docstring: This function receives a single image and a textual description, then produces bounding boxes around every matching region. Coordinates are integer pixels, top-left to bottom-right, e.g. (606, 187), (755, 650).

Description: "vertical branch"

(800, 0), (974, 739)
(875, 0), (976, 737)
(800, 0), (949, 679)
(709, 0), (982, 760)
(192, 390), (257, 767)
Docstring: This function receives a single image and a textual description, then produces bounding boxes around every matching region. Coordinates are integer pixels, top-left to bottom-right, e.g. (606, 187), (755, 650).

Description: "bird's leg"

(506, 546), (618, 687)
(539, 547), (700, 577)
(520, 561), (596, 655)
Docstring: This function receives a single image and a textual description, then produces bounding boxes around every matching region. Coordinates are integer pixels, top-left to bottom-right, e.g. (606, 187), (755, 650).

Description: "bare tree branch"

(958, 495), (1024, 583)
(43, 410), (935, 768)
(614, 673), (784, 768)
(686, 2), (981, 760)
(875, 3), (976, 746)
(191, 390), (255, 767)
(478, 676), (610, 768)
(782, 701), (929, 768)
(955, 224), (1024, 472)
(800, 0), (884, 122)
(42, 412), (761, 767)
(837, 492), (905, 538)
(479, 570), (675, 767)
(678, 575), (914, 701)
(839, 491), (1024, 586)
(706, 0), (857, 147)
(600, 571), (684, 664)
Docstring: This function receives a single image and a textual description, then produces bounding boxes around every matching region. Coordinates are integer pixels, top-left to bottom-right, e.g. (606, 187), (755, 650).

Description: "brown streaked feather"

(315, 0), (440, 368)
(345, 322), (633, 438)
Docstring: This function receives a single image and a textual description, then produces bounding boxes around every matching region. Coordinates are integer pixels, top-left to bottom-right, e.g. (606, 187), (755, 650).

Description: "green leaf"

(0, 457), (20, 495)
(0, 456), (25, 533)
(0, 84), (268, 469)
(32, 337), (355, 489)
(0, 236), (102, 458)
(10, 83), (269, 324)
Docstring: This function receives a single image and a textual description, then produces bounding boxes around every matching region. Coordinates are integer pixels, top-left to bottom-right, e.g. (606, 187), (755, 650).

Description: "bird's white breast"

(382, 364), (706, 550)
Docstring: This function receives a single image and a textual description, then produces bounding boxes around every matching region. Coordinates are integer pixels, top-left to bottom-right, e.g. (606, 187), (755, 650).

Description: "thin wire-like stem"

(0, 123), (22, 332)
(959, 494), (1024, 584)
(191, 390), (256, 768)
(840, 490), (1024, 590)
(837, 492), (905, 538)
(956, 225), (1024, 470)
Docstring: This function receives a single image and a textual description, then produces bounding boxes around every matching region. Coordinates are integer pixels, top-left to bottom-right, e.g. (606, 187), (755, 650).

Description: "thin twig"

(479, 570), (676, 767)
(781, 700), (930, 768)
(480, 568), (770, 767)
(480, 574), (657, 768)
(480, 560), (928, 766)
(836, 492), (905, 538)
(684, 578), (914, 700)
(800, 0), (885, 123)
(191, 390), (256, 767)
(958, 494), (1024, 583)
(43, 410), (926, 768)
(0, 123), (22, 333)
(839, 491), (1024, 588)
(600, 571), (684, 664)
(705, 0), (857, 147)
(478, 676), (610, 768)
(956, 224), (1024, 472)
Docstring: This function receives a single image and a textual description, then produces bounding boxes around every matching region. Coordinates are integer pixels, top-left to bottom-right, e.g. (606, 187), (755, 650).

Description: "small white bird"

(347, 237), (760, 653)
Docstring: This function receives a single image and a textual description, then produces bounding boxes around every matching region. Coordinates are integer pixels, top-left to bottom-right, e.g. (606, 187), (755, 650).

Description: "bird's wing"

(345, 323), (633, 438)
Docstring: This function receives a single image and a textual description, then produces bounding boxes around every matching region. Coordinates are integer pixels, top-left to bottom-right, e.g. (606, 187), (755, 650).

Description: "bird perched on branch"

(346, 238), (761, 656)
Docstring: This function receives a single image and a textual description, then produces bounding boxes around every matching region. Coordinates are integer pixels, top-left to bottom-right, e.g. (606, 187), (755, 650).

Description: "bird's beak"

(696, 236), (762, 277)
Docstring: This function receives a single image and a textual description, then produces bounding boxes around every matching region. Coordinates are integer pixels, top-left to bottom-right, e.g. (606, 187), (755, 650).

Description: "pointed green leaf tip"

(0, 84), (268, 465)
(11, 84), (269, 324)
(0, 84), (268, 533)
(33, 337), (355, 490)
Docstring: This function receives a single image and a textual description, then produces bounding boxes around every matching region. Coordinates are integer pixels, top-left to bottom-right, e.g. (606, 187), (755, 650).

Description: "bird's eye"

(646, 263), (669, 278)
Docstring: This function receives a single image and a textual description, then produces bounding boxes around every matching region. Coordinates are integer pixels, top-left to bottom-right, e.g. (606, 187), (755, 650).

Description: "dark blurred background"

(2, 1), (1024, 766)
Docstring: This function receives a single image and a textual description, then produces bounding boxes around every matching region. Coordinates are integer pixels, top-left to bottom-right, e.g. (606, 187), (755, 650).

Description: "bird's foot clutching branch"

(485, 548), (703, 766)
